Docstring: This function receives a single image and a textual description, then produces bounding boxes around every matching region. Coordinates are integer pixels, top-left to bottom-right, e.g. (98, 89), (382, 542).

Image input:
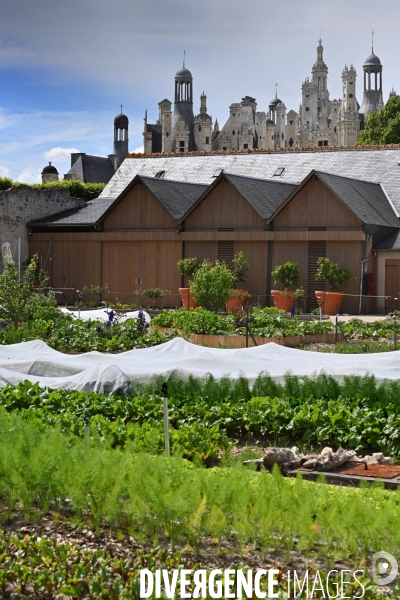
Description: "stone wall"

(0, 185), (85, 268)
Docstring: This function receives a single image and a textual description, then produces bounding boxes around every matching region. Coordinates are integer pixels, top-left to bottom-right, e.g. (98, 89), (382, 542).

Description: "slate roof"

(139, 176), (207, 221)
(311, 171), (399, 229)
(374, 229), (400, 251)
(223, 173), (297, 220)
(66, 154), (116, 183)
(27, 198), (116, 228)
(180, 172), (296, 223)
(28, 176), (208, 229)
(99, 147), (400, 214)
(146, 124), (162, 153)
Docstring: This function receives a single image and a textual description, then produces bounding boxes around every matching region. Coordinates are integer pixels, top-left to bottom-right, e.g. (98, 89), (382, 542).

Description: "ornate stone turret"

(359, 41), (384, 126)
(194, 93), (213, 151)
(41, 162), (59, 183)
(171, 62), (195, 152)
(113, 109), (129, 165)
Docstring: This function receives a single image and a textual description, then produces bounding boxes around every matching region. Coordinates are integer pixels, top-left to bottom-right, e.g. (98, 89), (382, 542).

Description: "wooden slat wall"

(101, 241), (181, 306)
(274, 178), (361, 230)
(185, 180), (265, 230)
(103, 182), (176, 230)
(28, 174), (370, 311)
(234, 241), (269, 300)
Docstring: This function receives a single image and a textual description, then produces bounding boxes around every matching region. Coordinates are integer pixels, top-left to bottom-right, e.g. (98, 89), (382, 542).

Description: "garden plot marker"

(161, 382), (170, 455)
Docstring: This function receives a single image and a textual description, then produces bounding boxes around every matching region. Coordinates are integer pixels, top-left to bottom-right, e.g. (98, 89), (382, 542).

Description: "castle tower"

(113, 109), (129, 165)
(359, 42), (383, 126)
(41, 162), (59, 183)
(194, 93), (213, 151)
(275, 102), (287, 148)
(171, 62), (195, 152)
(337, 64), (360, 146)
(159, 99), (172, 153)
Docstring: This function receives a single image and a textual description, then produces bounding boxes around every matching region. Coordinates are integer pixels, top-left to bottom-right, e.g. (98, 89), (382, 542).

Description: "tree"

(0, 255), (52, 328)
(357, 95), (400, 145)
(190, 260), (234, 312)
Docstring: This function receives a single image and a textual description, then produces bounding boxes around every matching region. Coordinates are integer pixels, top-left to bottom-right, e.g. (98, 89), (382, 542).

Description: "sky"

(0, 0), (399, 182)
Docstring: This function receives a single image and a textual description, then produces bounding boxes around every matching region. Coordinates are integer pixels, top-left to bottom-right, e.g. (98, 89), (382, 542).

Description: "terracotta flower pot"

(315, 291), (344, 315)
(271, 290), (295, 312)
(226, 289), (250, 311)
(178, 288), (199, 310)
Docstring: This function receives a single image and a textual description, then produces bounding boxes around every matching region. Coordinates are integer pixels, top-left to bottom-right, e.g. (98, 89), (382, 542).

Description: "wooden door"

(385, 260), (400, 312)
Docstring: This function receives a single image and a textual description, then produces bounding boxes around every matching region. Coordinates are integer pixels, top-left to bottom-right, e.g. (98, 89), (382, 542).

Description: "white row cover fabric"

(0, 338), (398, 394)
(59, 308), (151, 324)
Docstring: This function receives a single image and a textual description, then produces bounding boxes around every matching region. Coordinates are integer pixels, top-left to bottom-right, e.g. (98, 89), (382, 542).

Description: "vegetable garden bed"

(150, 326), (344, 347)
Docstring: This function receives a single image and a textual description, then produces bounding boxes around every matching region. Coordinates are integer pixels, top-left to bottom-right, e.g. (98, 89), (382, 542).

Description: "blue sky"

(0, 0), (399, 182)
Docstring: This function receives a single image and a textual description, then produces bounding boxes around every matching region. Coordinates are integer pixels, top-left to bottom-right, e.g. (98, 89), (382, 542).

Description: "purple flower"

(108, 310), (115, 323)
(144, 322), (149, 328)
(96, 326), (104, 333)
(0, 322), (8, 328)
(105, 321), (112, 327)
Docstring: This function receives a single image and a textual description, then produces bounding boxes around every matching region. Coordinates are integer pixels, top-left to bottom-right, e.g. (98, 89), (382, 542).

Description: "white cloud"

(44, 147), (80, 164)
(17, 167), (41, 184)
(131, 145), (144, 154)
(0, 165), (10, 177)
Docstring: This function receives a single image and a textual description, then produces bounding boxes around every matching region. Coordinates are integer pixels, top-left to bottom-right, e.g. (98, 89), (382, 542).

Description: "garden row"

(4, 372), (400, 459)
(1, 413), (400, 565)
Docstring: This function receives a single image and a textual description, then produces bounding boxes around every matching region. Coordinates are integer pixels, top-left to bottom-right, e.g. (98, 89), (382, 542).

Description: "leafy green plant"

(82, 284), (109, 305)
(190, 260), (234, 312)
(0, 254), (54, 328)
(271, 262), (301, 290)
(230, 251), (249, 287)
(176, 257), (202, 279)
(315, 257), (355, 291)
(136, 287), (171, 308)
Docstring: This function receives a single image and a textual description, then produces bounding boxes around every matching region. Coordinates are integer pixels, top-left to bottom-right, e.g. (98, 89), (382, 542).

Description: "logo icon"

(372, 551), (398, 585)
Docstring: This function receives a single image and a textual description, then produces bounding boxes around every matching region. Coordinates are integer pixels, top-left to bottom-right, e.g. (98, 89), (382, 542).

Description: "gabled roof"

(268, 170), (400, 229)
(28, 175), (208, 229)
(374, 229), (400, 251)
(99, 147), (400, 215)
(139, 176), (208, 221)
(66, 154), (116, 183)
(179, 172), (296, 224)
(223, 173), (297, 220)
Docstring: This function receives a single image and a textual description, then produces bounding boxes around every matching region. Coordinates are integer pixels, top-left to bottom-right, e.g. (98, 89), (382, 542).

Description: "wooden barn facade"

(28, 158), (400, 314)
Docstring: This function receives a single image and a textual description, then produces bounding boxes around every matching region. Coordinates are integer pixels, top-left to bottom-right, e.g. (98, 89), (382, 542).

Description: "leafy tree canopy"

(357, 95), (400, 145)
(0, 177), (105, 202)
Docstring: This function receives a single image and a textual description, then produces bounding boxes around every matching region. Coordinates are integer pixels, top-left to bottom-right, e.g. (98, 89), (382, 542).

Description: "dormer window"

(154, 170), (165, 179)
(273, 168), (285, 177)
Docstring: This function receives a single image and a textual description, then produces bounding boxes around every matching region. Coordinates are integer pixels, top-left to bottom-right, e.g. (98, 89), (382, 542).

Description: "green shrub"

(176, 257), (202, 279)
(0, 177), (105, 201)
(315, 257), (355, 291)
(190, 260), (234, 311)
(271, 262), (301, 290)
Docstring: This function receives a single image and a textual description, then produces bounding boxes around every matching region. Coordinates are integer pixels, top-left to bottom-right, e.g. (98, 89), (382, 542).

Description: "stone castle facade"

(144, 41), (395, 153)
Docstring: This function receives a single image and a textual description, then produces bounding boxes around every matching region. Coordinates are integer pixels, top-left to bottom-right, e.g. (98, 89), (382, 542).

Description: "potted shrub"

(177, 258), (202, 309)
(135, 287), (171, 309)
(314, 257), (355, 315)
(190, 260), (234, 312)
(271, 262), (301, 312)
(226, 251), (251, 311)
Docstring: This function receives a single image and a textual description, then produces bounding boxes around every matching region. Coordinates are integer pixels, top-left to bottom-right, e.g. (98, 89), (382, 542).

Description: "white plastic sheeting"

(59, 308), (151, 324)
(0, 338), (399, 394)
